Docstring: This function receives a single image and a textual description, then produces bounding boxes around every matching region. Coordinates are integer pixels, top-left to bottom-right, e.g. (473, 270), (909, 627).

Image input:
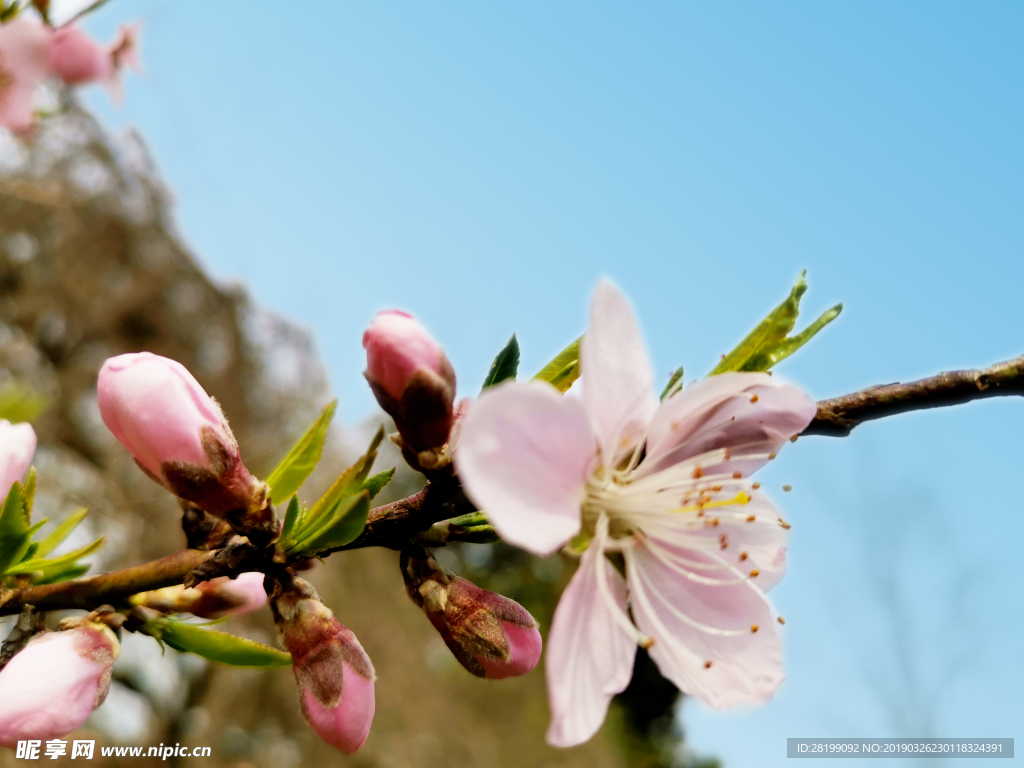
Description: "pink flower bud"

(97, 353), (270, 532)
(0, 18), (54, 133)
(48, 26), (112, 86)
(363, 311), (456, 452)
(271, 578), (375, 754)
(188, 572), (268, 619)
(0, 420), (36, 501)
(0, 624), (119, 746)
(402, 549), (542, 679)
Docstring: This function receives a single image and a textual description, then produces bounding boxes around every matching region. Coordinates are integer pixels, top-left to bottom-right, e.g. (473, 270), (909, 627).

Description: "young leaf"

(265, 400), (338, 504)
(278, 495), (301, 547)
(291, 491), (371, 554)
(11, 537), (104, 576)
(482, 335), (520, 390)
(0, 483), (32, 575)
(34, 563), (90, 585)
(33, 508), (88, 559)
(709, 272), (841, 375)
(533, 336), (582, 393)
(660, 366), (685, 400)
(294, 426), (383, 542)
(146, 619), (292, 668)
(362, 468), (395, 501)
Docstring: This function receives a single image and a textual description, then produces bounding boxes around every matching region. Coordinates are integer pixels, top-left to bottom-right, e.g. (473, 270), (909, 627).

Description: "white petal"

(454, 381), (595, 556)
(640, 372), (816, 479)
(581, 280), (658, 466)
(626, 540), (784, 710)
(546, 546), (637, 747)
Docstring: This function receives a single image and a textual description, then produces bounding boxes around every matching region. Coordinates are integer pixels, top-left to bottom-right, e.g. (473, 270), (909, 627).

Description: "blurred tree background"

(0, 101), (719, 767)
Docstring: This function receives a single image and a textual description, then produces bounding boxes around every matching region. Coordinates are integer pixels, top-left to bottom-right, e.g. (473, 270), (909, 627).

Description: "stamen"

(751, 624), (759, 633)
(777, 616), (786, 625)
(751, 482), (761, 490)
(739, 552), (748, 561)
(750, 394), (759, 403)
(749, 569), (760, 578)
(782, 485), (792, 492)
(704, 660), (713, 669)
(746, 515), (756, 522)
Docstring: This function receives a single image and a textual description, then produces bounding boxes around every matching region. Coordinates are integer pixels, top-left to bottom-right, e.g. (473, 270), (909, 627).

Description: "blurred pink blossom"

(0, 419), (36, 500)
(0, 18), (53, 133)
(0, 624), (119, 746)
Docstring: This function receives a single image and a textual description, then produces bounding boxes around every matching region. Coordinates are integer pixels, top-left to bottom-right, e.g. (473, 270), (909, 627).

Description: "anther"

(778, 520), (791, 529)
(750, 394), (759, 403)
(790, 434), (799, 443)
(749, 569), (760, 578)
(782, 484), (792, 492)
(704, 660), (713, 669)
(751, 482), (761, 490)
(712, 484), (722, 492)
(777, 616), (786, 625)
(768, 452), (777, 460)
(733, 471), (742, 479)
(640, 637), (655, 650)
(751, 624), (759, 633)
(692, 466), (704, 479)
(719, 534), (728, 550)
(746, 514), (756, 522)
(739, 552), (748, 561)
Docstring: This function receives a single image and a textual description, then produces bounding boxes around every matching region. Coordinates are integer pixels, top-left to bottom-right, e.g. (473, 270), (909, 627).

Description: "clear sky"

(76, 2), (1024, 765)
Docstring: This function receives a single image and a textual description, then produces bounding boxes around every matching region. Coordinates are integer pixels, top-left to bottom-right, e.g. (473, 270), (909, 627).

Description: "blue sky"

(76, 2), (1024, 765)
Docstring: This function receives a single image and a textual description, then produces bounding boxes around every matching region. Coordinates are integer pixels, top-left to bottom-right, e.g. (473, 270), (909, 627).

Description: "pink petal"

(581, 280), (658, 466)
(641, 372), (816, 479)
(0, 420), (36, 501)
(0, 19), (53, 133)
(301, 662), (375, 755)
(454, 381), (594, 556)
(0, 630), (111, 746)
(545, 546), (637, 747)
(626, 539), (784, 710)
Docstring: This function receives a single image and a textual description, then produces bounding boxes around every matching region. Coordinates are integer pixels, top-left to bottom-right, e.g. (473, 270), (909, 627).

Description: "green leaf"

(362, 468), (395, 501)
(533, 336), (582, 393)
(265, 400), (337, 504)
(278, 495), (301, 546)
(284, 427), (384, 554)
(34, 563), (90, 585)
(709, 272), (841, 375)
(11, 537), (103, 576)
(21, 467), (35, 519)
(34, 508), (88, 559)
(292, 491), (370, 554)
(0, 483), (32, 575)
(145, 619), (292, 668)
(660, 366), (685, 400)
(482, 334), (520, 389)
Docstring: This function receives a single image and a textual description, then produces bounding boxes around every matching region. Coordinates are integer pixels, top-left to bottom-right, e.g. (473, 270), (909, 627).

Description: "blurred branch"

(804, 353), (1024, 437)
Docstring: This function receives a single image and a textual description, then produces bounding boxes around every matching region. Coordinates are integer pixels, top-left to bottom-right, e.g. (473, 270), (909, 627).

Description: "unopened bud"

(363, 311), (456, 453)
(48, 26), (112, 85)
(402, 548), (542, 679)
(131, 572), (267, 619)
(270, 577), (375, 754)
(0, 420), (36, 500)
(98, 353), (273, 542)
(0, 621), (119, 746)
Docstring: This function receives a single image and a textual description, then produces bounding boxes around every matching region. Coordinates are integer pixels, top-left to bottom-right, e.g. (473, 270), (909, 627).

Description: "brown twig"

(3, 354), (1022, 617)
(804, 353), (1024, 437)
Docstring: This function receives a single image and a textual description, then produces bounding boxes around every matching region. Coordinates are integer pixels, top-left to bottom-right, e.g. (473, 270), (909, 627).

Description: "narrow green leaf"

(146, 619), (292, 668)
(292, 491), (371, 554)
(265, 400), (338, 504)
(12, 537), (103, 575)
(34, 508), (88, 559)
(710, 272), (808, 375)
(482, 334), (520, 389)
(34, 563), (90, 585)
(297, 426), (383, 538)
(362, 468), (395, 501)
(22, 467), (35, 519)
(660, 366), (685, 401)
(743, 303), (843, 371)
(533, 336), (582, 393)
(0, 483), (31, 575)
(278, 495), (301, 547)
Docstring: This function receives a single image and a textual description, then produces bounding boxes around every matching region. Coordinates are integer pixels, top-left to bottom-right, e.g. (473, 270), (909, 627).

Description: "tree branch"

(804, 353), (1024, 437)
(4, 354), (1022, 617)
